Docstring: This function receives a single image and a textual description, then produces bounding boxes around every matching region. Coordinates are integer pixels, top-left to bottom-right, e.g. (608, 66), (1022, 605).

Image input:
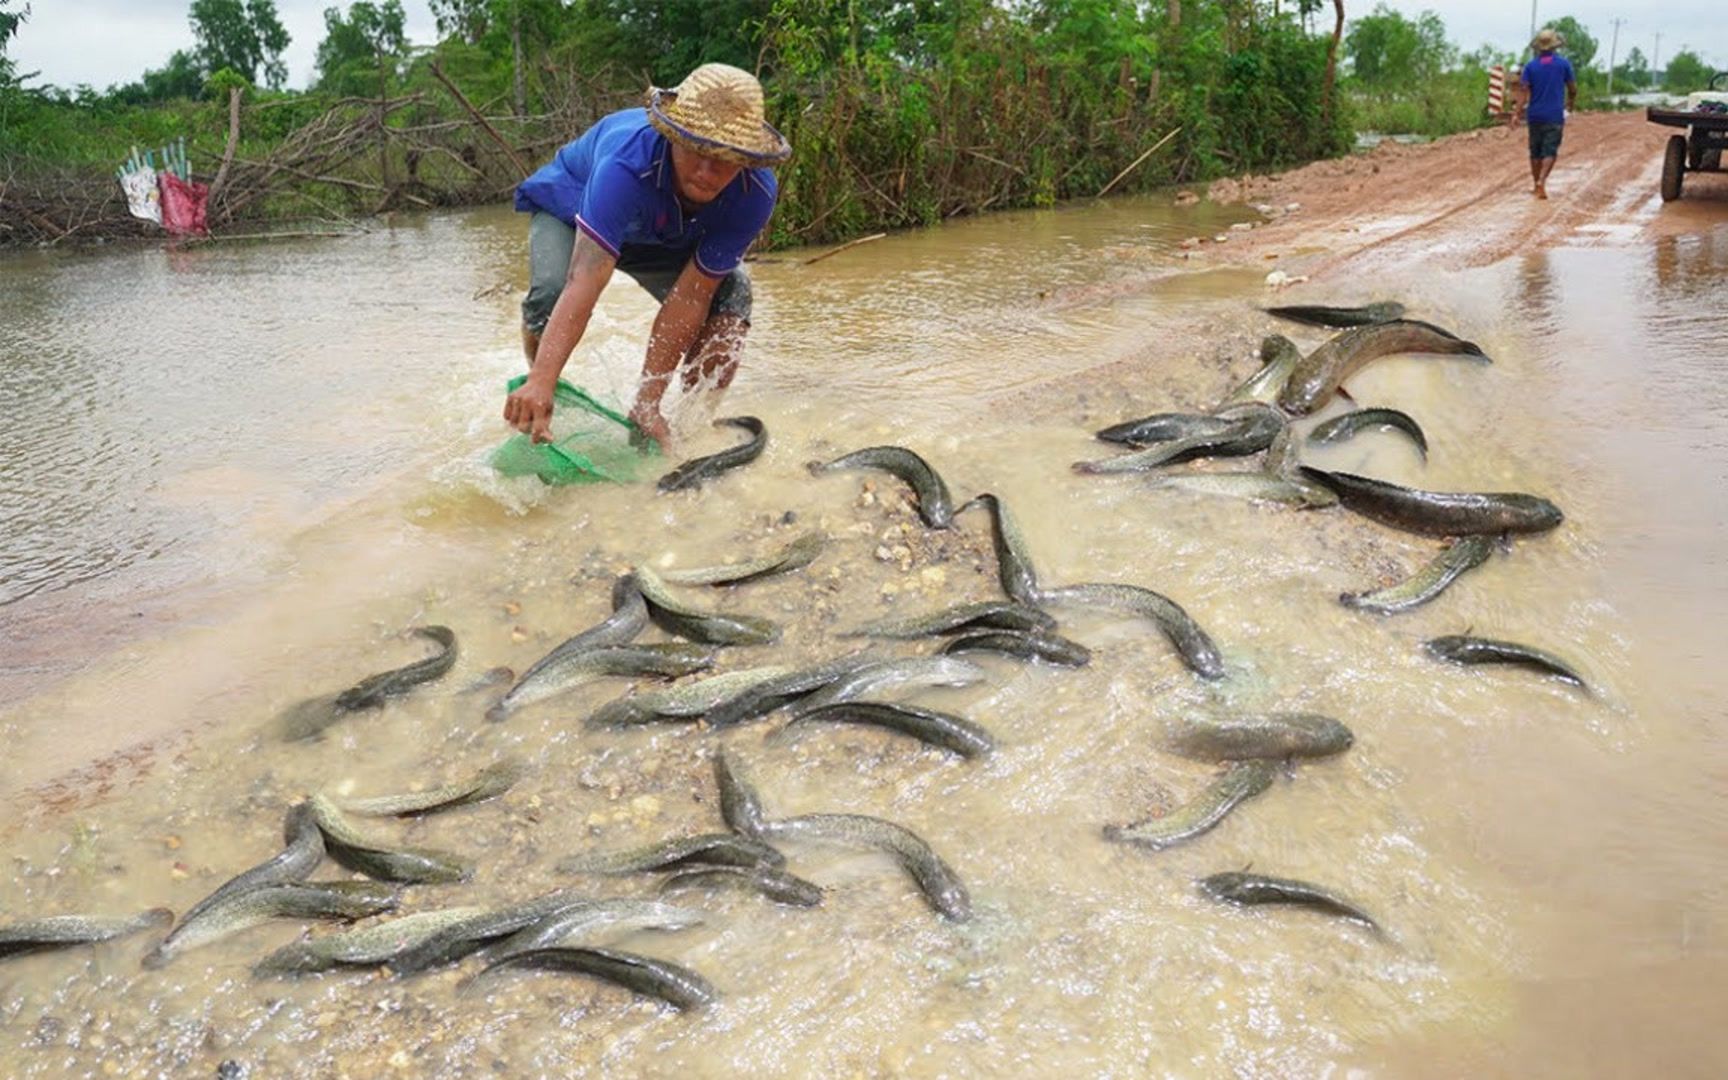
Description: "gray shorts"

(521, 211), (752, 334)
(1527, 122), (1564, 160)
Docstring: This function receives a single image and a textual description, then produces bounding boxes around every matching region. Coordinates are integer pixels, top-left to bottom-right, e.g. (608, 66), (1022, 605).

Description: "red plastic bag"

(158, 172), (210, 236)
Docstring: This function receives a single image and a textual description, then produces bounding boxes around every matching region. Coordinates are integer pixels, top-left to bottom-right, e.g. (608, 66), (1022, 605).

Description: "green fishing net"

(489, 376), (660, 485)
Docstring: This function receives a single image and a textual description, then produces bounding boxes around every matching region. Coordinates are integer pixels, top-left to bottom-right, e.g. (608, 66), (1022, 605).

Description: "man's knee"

(522, 211), (573, 334)
(711, 266), (753, 323)
(522, 283), (559, 335)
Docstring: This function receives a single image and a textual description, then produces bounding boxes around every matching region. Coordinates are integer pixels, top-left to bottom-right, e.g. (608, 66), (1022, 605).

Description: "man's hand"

(504, 376), (557, 443)
(629, 400), (670, 449)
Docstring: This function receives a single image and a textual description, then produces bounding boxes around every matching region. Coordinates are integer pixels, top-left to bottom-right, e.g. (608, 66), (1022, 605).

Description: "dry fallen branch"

(803, 232), (886, 265)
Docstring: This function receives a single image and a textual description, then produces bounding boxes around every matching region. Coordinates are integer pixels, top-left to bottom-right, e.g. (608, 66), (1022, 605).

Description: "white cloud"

(1353, 1), (1723, 70)
(9, 0), (440, 91)
(8, 0), (1722, 93)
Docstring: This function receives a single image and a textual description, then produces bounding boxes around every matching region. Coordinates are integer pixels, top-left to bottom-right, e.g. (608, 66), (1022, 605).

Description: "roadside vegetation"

(0, 0), (1715, 247)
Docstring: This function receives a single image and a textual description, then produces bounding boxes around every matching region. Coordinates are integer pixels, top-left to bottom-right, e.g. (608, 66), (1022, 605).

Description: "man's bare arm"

(629, 260), (721, 446)
(503, 232), (617, 442)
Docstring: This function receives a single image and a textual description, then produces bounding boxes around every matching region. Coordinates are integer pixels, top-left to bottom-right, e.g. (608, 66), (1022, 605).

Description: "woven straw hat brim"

(1531, 29), (1564, 51)
(647, 88), (792, 168)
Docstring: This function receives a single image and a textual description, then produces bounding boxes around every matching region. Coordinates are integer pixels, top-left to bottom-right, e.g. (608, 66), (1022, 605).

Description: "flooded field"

(1, 193), (1724, 1077)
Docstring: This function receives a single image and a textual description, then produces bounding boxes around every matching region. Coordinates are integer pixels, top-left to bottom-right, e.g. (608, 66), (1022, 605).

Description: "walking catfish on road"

(656, 416), (768, 492)
(1340, 535), (1493, 614)
(1307, 408), (1430, 460)
(1423, 634), (1590, 691)
(1278, 320), (1490, 415)
(809, 445), (958, 529)
(1262, 301), (1409, 329)
(1298, 467), (1563, 537)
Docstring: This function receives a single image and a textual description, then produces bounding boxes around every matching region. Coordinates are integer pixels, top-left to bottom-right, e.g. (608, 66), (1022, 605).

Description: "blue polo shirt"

(1521, 52), (1575, 125)
(514, 108), (778, 277)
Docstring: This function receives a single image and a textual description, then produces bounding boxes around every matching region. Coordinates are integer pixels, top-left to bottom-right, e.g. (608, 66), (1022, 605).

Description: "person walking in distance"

(1512, 28), (1577, 200)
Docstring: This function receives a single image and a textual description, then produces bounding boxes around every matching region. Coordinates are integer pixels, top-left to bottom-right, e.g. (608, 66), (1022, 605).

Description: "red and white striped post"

(1487, 65), (1507, 117)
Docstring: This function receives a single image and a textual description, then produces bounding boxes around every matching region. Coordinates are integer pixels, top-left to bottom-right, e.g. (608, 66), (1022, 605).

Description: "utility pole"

(1606, 18), (1626, 96)
(1653, 32), (1662, 89)
(1529, 1), (1538, 47)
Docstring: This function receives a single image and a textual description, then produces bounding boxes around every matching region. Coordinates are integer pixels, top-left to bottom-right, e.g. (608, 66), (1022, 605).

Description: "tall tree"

(1613, 45), (1649, 90)
(1543, 16), (1597, 70)
(110, 49), (207, 103)
(1662, 49), (1712, 94)
(0, 0), (28, 87)
(1322, 0), (1344, 121)
(314, 0), (407, 95)
(190, 0), (291, 89)
(428, 0), (489, 43)
(1344, 4), (1451, 87)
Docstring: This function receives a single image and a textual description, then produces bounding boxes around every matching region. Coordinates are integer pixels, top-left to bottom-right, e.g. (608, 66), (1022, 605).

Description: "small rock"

(1212, 234), (1229, 243)
(874, 546), (894, 562)
(510, 627), (528, 644)
(502, 601), (522, 617)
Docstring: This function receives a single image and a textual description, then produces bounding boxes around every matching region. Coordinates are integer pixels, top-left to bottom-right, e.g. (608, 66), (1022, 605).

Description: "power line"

(1606, 18), (1626, 96)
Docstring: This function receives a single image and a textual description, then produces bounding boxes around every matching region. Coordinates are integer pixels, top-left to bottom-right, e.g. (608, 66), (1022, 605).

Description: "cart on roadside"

(1648, 73), (1728, 201)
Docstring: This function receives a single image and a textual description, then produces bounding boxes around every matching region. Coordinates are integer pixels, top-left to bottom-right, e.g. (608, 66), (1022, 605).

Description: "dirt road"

(1203, 110), (1726, 278)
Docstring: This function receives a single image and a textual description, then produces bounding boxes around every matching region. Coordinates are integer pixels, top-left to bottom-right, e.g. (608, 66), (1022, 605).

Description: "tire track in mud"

(1220, 112), (1693, 278)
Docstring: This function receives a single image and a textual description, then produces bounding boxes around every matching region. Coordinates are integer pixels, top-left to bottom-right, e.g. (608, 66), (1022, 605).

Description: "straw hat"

(1531, 28), (1565, 52)
(646, 64), (792, 168)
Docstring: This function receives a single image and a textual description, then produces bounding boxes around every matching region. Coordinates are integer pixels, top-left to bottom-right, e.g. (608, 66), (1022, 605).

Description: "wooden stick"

(429, 61), (532, 179)
(803, 232), (886, 266)
(186, 229), (355, 244)
(964, 148), (1026, 175)
(211, 87), (242, 203)
(1096, 126), (1181, 198)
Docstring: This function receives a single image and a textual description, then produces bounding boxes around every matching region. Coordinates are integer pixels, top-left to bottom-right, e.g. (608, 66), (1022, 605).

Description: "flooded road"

(1, 188), (1724, 1077)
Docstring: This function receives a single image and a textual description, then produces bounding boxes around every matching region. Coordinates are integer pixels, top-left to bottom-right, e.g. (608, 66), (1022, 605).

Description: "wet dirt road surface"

(1, 120), (1725, 1077)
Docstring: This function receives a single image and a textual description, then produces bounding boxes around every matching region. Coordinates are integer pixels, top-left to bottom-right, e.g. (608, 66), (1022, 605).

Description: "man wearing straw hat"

(505, 63), (791, 447)
(1512, 28), (1577, 200)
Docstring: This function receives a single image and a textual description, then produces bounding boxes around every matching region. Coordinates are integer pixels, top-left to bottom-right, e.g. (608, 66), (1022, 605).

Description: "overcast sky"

(8, 0), (1723, 92)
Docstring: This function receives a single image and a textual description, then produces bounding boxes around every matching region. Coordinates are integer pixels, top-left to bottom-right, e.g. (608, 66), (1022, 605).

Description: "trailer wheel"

(1662, 135), (1686, 202)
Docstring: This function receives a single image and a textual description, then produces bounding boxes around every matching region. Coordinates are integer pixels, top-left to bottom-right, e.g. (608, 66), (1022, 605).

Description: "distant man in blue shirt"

(504, 64), (790, 447)
(1513, 28), (1577, 200)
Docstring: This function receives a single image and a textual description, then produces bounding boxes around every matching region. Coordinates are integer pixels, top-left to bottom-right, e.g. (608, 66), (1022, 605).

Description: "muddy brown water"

(0, 198), (1724, 1077)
